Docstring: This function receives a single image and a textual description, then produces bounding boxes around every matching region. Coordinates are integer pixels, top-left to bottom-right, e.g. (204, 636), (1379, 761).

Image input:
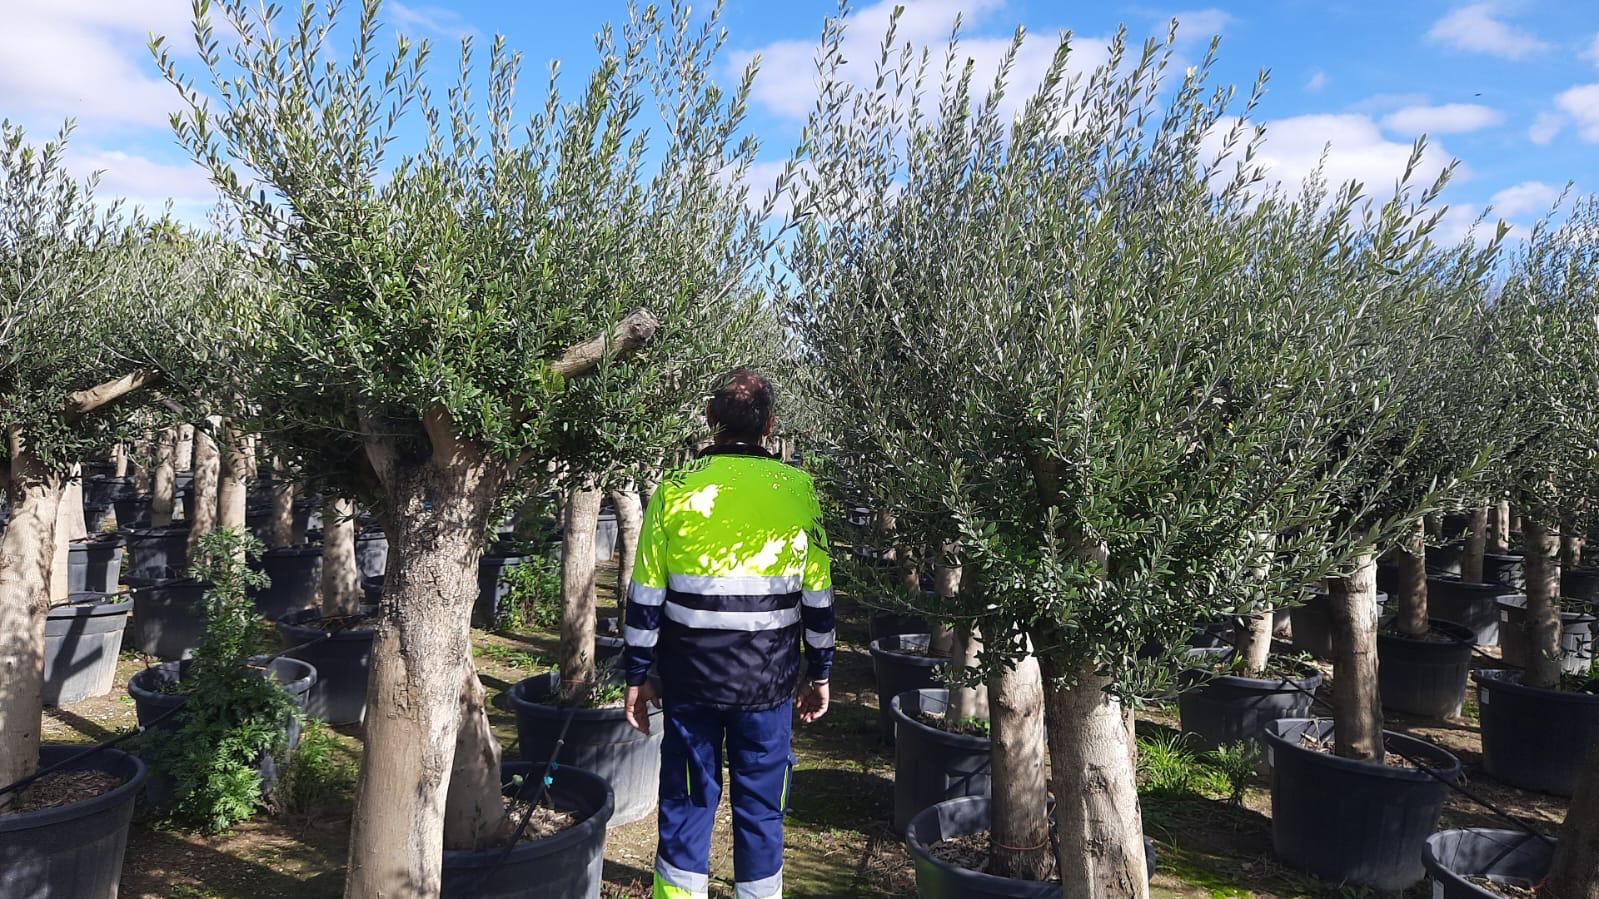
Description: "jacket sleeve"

(623, 487), (668, 686)
(800, 493), (836, 682)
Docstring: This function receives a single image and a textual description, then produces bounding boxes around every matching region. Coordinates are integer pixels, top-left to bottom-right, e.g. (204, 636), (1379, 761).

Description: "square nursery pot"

(0, 745), (148, 899)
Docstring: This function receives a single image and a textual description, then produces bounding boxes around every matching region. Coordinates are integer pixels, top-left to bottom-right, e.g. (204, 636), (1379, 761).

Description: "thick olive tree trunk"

(1235, 530), (1277, 676)
(150, 426), (178, 527)
(443, 665), (508, 850)
(1037, 656), (1148, 899)
(217, 423), (255, 534)
(0, 438), (66, 793)
(49, 466), (86, 602)
(1395, 518), (1429, 637)
(1547, 745), (1599, 899)
(270, 461), (300, 548)
(174, 423), (195, 473)
(321, 496), (363, 616)
(986, 645), (1051, 881)
(1563, 535), (1584, 569)
(1521, 515), (1563, 690)
(1462, 505), (1489, 583)
(1489, 498), (1512, 553)
(931, 561), (986, 720)
(1328, 549), (1384, 761)
(112, 443), (130, 479)
(560, 486), (603, 694)
(186, 420), (222, 556)
(132, 433), (152, 494)
(610, 482), (643, 615)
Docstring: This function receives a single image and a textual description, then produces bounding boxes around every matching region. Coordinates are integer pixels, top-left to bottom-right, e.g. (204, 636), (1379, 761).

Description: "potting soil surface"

(912, 709), (991, 738)
(502, 798), (578, 842)
(38, 558), (1575, 898)
(4, 768), (124, 814)
(928, 829), (1057, 881)
(1464, 874), (1539, 898)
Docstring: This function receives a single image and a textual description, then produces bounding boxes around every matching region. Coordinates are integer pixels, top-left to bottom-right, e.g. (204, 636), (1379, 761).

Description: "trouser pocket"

(780, 753), (796, 813)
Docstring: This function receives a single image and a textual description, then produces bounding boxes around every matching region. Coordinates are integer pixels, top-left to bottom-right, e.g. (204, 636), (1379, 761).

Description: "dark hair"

(708, 368), (774, 441)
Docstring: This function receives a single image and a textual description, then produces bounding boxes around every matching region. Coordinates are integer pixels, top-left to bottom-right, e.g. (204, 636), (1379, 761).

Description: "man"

(622, 368), (834, 899)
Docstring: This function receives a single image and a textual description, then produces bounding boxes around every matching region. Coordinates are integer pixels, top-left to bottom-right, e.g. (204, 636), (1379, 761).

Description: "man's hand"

(625, 681), (659, 735)
(797, 680), (830, 724)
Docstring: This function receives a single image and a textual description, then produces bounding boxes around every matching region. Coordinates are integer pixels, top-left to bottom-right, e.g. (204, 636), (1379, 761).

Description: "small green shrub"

(497, 554), (562, 631)
(276, 719), (358, 816)
(1203, 740), (1262, 805)
(136, 528), (298, 832)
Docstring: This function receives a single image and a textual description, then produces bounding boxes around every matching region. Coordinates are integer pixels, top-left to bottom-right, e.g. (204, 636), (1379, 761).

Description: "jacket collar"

(698, 441), (777, 460)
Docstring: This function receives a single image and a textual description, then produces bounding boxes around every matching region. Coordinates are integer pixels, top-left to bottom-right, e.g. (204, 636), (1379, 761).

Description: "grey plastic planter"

(1474, 669), (1599, 796)
(1426, 577), (1514, 646)
(1423, 829), (1555, 899)
(475, 552), (527, 626)
(1483, 553), (1525, 591)
(890, 688), (991, 833)
(595, 509), (619, 562)
(123, 525), (190, 580)
(0, 745), (147, 899)
(250, 545), (324, 620)
(355, 526), (389, 580)
(43, 593), (132, 705)
(1177, 648), (1321, 750)
(1289, 589), (1389, 659)
(276, 607), (378, 725)
(869, 634), (945, 744)
(66, 535), (124, 595)
(1495, 595), (1595, 675)
(1375, 619), (1475, 719)
(127, 577), (208, 660)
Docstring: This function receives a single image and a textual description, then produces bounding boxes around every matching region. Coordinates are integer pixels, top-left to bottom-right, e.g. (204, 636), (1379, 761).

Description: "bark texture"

(949, 625), (987, 721)
(1328, 550), (1384, 761)
(217, 423), (255, 534)
(1521, 515), (1564, 690)
(1563, 535), (1584, 570)
(1038, 658), (1149, 899)
(1396, 519), (1429, 637)
(1236, 530), (1277, 676)
(270, 462), (299, 548)
(174, 423), (195, 472)
(186, 420), (222, 556)
(610, 482), (643, 614)
(560, 486), (603, 694)
(150, 427), (177, 527)
(1547, 745), (1599, 899)
(442, 667), (508, 850)
(1462, 505), (1489, 584)
(985, 648), (1050, 880)
(49, 467), (86, 602)
(321, 497), (363, 616)
(0, 439), (66, 793)
(1489, 499), (1512, 553)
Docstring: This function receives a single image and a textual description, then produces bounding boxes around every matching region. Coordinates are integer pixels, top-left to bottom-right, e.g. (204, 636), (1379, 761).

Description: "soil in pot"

(869, 634), (946, 745)
(276, 607), (378, 726)
(1495, 595), (1595, 675)
(1424, 829), (1554, 899)
(509, 671), (662, 827)
(0, 745), (147, 899)
(1473, 668), (1599, 795)
(891, 688), (992, 833)
(439, 762), (614, 899)
(1376, 618), (1476, 719)
(1177, 648), (1322, 751)
(43, 592), (133, 705)
(1264, 717), (1460, 890)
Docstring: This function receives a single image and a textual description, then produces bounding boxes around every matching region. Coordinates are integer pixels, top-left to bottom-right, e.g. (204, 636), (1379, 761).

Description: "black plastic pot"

(250, 545), (323, 620)
(1496, 595), (1595, 675)
(43, 593), (132, 705)
(1264, 718), (1460, 890)
(123, 525), (190, 580)
(1289, 588), (1388, 659)
(128, 656), (316, 807)
(1474, 669), (1599, 795)
(509, 672), (662, 827)
(66, 535), (124, 595)
(355, 527), (388, 580)
(276, 607), (378, 725)
(890, 689), (991, 833)
(1484, 553), (1525, 590)
(869, 634), (946, 745)
(1426, 543), (1465, 577)
(1426, 577), (1513, 646)
(1376, 619), (1475, 719)
(1176, 649), (1321, 751)
(1422, 829), (1555, 898)
(82, 474), (130, 509)
(868, 609), (930, 642)
(0, 745), (147, 898)
(475, 552), (527, 626)
(127, 577), (208, 659)
(595, 509), (618, 562)
(111, 492), (150, 529)
(1561, 566), (1599, 602)
(595, 616), (624, 664)
(440, 762), (614, 899)
(905, 796), (1156, 898)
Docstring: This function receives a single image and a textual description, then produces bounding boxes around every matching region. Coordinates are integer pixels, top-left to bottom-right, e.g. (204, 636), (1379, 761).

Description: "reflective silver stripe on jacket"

(802, 588), (833, 608)
(804, 629), (835, 648)
(629, 583), (667, 606)
(663, 602), (802, 631)
(668, 573), (802, 596)
(625, 626), (659, 647)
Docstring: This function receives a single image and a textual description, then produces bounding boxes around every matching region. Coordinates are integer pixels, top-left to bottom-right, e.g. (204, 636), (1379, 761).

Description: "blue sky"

(2, 1), (1595, 242)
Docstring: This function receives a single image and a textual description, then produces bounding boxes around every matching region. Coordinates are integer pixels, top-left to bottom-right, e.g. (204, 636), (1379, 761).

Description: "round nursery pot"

(1176, 648), (1321, 751)
(869, 609), (930, 642)
(1561, 565), (1599, 602)
(43, 593), (132, 705)
(82, 474), (129, 510)
(595, 616), (624, 664)
(891, 689), (991, 833)
(250, 545), (323, 620)
(67, 535), (125, 595)
(1426, 543), (1465, 577)
(1484, 553), (1526, 591)
(1376, 618), (1475, 719)
(475, 552), (527, 626)
(1473, 669), (1599, 795)
(111, 492), (151, 529)
(1290, 589), (1388, 660)
(595, 508), (618, 563)
(440, 762), (614, 899)
(276, 607), (378, 725)
(905, 796), (1156, 898)
(869, 634), (946, 745)
(509, 672), (662, 827)
(128, 656), (316, 808)
(1264, 718), (1461, 890)
(122, 525), (190, 580)
(354, 526), (388, 580)
(1423, 829), (1555, 899)
(0, 745), (147, 899)
(361, 574), (384, 604)
(1496, 595), (1595, 675)
(127, 577), (208, 659)
(1426, 577), (1514, 646)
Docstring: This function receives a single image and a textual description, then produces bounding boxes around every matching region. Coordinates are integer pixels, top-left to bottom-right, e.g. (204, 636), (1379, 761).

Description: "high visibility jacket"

(623, 443), (835, 709)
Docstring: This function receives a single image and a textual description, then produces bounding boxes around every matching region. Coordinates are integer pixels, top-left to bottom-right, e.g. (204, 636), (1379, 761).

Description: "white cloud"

(387, 3), (479, 42)
(1211, 113), (1458, 200)
(1556, 83), (1599, 142)
(1490, 181), (1561, 218)
(1426, 3), (1548, 60)
(1529, 110), (1564, 144)
(1306, 70), (1329, 92)
(1585, 32), (1599, 67)
(1167, 8), (1232, 42)
(1381, 103), (1503, 135)
(733, 0), (1108, 122)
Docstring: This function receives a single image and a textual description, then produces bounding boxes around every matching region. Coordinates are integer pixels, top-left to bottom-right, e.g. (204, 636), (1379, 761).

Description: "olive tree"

(157, 1), (783, 892)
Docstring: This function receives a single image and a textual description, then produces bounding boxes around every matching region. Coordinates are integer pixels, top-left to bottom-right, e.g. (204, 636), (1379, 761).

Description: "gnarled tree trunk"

(49, 466), (86, 603)
(1521, 515), (1563, 690)
(1395, 518), (1428, 637)
(610, 482), (643, 616)
(443, 666), (508, 850)
(1328, 549), (1383, 761)
(321, 496), (362, 616)
(0, 437), (67, 794)
(560, 485), (603, 694)
(187, 419), (222, 556)
(1462, 505), (1489, 584)
(986, 644), (1050, 881)
(1547, 745), (1599, 899)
